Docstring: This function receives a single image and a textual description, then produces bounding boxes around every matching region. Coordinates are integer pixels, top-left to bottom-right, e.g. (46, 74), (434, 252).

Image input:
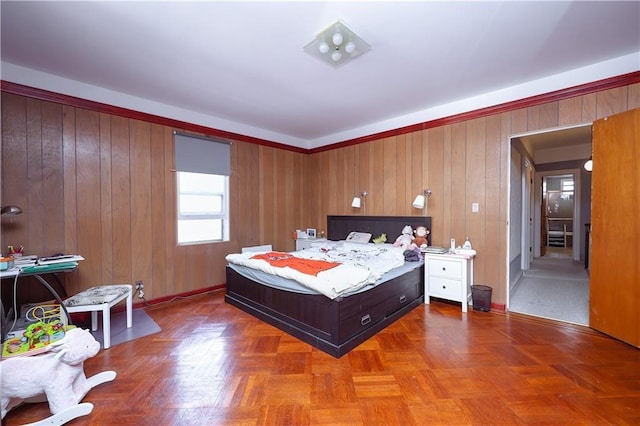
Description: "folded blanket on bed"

(250, 252), (340, 276)
(225, 242), (406, 299)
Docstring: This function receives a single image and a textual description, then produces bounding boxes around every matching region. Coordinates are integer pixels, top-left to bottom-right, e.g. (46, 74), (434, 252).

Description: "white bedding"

(225, 241), (406, 299)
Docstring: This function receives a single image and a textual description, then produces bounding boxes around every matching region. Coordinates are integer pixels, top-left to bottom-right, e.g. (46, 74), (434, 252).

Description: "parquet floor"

(4, 290), (639, 425)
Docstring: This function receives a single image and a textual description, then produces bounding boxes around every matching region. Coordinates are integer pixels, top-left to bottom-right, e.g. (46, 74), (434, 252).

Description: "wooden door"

(590, 108), (640, 347)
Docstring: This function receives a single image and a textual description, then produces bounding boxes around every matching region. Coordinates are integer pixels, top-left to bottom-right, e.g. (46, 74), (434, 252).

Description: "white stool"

(64, 284), (133, 349)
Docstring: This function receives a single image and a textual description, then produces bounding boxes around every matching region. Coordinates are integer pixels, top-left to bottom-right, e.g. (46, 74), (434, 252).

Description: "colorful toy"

(2, 306), (68, 358)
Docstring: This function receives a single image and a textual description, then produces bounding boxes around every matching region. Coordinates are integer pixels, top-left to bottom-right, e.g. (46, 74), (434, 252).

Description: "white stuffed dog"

(1, 327), (101, 418)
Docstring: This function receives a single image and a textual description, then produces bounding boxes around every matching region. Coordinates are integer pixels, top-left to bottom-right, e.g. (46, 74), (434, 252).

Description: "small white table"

(424, 252), (475, 312)
(295, 238), (327, 251)
(64, 285), (133, 349)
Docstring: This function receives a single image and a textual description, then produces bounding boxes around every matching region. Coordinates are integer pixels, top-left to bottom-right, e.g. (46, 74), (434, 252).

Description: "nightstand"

(295, 238), (327, 251)
(424, 252), (474, 312)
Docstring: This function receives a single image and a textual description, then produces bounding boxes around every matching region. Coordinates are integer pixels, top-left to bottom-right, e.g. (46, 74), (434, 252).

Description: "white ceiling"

(1, 1), (639, 150)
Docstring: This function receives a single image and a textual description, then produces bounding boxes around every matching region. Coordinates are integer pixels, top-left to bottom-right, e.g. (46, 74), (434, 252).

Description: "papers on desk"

(0, 255), (84, 277)
(14, 255), (85, 273)
(36, 255), (84, 265)
(13, 255), (37, 266)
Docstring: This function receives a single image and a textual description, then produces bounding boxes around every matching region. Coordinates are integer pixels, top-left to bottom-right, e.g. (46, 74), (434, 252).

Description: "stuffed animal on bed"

(393, 225), (414, 249)
(412, 225), (430, 249)
(1, 327), (101, 418)
(373, 233), (387, 244)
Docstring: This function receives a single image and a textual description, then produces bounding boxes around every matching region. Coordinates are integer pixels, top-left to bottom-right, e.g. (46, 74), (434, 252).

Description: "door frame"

(535, 169), (581, 261)
(507, 123), (590, 310)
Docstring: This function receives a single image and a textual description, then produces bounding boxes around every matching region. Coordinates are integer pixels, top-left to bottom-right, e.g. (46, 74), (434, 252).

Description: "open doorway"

(536, 170), (581, 262)
(541, 174), (575, 259)
(508, 124), (592, 325)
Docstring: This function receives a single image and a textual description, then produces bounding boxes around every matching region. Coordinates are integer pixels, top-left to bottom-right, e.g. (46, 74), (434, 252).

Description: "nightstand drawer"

(427, 258), (462, 280)
(295, 238), (327, 251)
(429, 277), (462, 301)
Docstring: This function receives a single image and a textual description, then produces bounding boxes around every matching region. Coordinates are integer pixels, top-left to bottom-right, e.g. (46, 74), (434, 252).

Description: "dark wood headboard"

(327, 216), (432, 246)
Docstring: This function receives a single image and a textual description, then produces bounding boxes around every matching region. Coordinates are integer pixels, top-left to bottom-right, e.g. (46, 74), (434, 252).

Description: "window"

(561, 178), (574, 200)
(177, 172), (229, 243)
(561, 178), (574, 193)
(174, 133), (230, 244)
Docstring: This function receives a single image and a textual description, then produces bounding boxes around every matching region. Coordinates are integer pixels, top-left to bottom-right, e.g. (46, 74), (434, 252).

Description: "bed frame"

(225, 215), (431, 358)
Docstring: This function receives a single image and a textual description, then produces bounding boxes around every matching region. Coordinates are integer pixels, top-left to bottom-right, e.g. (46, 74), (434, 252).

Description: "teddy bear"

(393, 225), (414, 249)
(412, 225), (430, 249)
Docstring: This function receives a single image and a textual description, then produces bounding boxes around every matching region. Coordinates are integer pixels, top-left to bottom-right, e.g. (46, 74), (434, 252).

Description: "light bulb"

(332, 32), (343, 46)
(318, 41), (329, 54)
(345, 41), (355, 54)
(331, 51), (342, 62)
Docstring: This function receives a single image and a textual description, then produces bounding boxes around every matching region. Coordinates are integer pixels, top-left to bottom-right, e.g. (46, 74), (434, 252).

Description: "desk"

(1, 257), (84, 338)
(1, 258), (83, 299)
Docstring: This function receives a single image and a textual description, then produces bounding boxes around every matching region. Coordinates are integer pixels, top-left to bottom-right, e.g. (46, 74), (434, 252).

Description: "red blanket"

(251, 251), (340, 276)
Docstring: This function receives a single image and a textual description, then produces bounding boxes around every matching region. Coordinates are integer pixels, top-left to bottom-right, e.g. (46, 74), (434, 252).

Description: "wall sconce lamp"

(1, 205), (23, 217)
(351, 191), (368, 209)
(412, 189), (432, 210)
(584, 156), (593, 172)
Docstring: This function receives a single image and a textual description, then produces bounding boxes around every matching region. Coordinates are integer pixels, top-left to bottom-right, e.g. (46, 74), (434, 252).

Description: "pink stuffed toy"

(393, 225), (414, 249)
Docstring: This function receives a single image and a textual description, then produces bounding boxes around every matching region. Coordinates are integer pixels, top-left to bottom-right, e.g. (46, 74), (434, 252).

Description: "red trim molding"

(491, 302), (506, 312)
(310, 71), (640, 153)
(3, 70), (639, 155)
(130, 284), (226, 310)
(0, 81), (307, 154)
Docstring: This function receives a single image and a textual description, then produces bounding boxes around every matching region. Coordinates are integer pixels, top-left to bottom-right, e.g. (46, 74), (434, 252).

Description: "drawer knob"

(442, 285), (446, 289)
(442, 267), (446, 271)
(361, 314), (371, 326)
(399, 295), (407, 303)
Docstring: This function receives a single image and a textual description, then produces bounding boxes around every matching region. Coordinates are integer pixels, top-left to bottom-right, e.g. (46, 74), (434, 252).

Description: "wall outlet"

(472, 202), (479, 213)
(135, 280), (144, 299)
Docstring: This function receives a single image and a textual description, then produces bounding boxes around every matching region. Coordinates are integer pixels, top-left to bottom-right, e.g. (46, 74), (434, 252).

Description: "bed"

(224, 215), (431, 358)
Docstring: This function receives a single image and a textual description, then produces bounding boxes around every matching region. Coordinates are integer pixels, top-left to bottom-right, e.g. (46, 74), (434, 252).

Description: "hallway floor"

(509, 252), (589, 326)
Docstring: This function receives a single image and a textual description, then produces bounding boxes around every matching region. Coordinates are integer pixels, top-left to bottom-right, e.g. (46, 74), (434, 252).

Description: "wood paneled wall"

(1, 93), (308, 303)
(2, 82), (639, 306)
(308, 83), (640, 305)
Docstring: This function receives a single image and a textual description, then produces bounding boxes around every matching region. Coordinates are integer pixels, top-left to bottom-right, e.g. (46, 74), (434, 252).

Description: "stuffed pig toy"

(1, 327), (101, 418)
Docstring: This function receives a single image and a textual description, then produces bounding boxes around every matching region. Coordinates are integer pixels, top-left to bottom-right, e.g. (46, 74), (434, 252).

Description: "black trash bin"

(471, 285), (492, 312)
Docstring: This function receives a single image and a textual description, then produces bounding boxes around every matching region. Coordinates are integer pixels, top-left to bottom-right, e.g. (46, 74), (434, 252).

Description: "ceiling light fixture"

(304, 20), (371, 68)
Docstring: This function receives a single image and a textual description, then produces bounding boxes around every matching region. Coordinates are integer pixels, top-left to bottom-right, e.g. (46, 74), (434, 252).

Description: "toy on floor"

(1, 327), (117, 425)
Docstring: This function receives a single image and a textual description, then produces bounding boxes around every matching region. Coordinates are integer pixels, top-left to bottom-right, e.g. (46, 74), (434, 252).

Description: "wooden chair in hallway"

(546, 217), (571, 247)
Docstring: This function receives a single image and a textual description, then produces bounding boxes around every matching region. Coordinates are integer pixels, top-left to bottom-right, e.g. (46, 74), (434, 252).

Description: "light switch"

(472, 203), (479, 213)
